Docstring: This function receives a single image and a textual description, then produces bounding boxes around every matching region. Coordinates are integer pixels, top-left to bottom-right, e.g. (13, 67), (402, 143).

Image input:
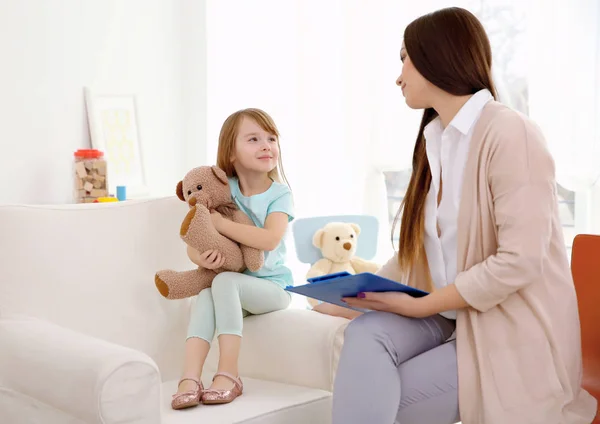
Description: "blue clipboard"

(285, 271), (429, 311)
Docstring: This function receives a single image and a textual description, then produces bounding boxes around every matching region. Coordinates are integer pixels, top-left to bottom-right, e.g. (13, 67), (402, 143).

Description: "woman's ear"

(176, 181), (185, 201)
(312, 229), (325, 249)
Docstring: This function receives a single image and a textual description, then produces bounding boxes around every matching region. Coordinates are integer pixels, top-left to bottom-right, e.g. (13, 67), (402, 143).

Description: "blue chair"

(292, 215), (379, 267)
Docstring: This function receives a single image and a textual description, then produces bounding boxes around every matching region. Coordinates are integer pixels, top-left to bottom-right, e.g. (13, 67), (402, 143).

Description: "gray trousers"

(332, 311), (460, 424)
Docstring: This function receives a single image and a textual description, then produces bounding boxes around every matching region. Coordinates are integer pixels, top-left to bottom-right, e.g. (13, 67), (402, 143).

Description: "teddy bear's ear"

(176, 181), (185, 201)
(211, 166), (228, 185)
(350, 223), (361, 236)
(312, 229), (325, 249)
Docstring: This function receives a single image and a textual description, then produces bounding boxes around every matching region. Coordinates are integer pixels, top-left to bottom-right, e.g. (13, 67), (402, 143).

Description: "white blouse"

(423, 89), (493, 320)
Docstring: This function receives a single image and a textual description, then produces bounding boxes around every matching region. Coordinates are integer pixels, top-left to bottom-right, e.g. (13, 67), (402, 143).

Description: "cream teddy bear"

(306, 222), (380, 318)
(307, 222), (380, 279)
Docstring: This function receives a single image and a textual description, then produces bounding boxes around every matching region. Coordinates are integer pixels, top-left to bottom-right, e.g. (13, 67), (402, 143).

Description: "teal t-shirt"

(228, 177), (295, 288)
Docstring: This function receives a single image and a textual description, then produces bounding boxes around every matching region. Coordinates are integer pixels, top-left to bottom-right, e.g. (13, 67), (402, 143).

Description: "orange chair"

(571, 234), (600, 423)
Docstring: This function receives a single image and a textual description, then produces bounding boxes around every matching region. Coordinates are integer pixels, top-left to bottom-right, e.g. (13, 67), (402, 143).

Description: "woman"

(332, 7), (597, 424)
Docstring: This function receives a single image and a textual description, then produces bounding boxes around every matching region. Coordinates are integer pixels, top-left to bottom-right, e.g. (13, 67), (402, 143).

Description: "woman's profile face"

(396, 42), (434, 110)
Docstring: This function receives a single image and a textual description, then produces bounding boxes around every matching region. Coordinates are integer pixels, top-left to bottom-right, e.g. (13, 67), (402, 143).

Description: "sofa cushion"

(161, 377), (332, 424)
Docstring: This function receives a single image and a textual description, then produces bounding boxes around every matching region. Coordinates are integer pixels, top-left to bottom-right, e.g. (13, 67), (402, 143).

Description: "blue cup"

(116, 186), (127, 201)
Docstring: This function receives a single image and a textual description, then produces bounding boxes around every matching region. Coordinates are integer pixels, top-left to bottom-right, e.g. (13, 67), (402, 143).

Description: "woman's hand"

(187, 247), (225, 270)
(342, 292), (433, 318)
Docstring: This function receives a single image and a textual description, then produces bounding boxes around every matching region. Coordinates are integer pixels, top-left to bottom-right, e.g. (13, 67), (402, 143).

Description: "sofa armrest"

(0, 315), (161, 424)
(204, 308), (349, 391)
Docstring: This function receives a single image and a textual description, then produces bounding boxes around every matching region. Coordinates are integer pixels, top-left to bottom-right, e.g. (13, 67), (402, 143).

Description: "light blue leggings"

(187, 272), (291, 343)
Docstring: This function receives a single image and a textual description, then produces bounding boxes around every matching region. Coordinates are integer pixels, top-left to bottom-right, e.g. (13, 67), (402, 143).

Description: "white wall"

(0, 0), (207, 205)
(177, 0), (208, 174)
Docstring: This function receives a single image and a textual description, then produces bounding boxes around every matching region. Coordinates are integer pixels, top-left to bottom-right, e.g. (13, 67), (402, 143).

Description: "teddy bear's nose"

(343, 242), (352, 251)
(188, 197), (197, 206)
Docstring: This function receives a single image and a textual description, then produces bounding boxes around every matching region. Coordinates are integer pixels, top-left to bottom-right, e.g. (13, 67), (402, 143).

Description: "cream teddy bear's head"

(313, 222), (361, 263)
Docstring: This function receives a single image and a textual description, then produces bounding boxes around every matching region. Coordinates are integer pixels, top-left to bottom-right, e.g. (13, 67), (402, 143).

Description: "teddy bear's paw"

(180, 205), (212, 250)
(155, 271), (175, 298)
(156, 268), (216, 300)
(180, 206), (198, 237)
(242, 249), (264, 272)
(180, 204), (210, 236)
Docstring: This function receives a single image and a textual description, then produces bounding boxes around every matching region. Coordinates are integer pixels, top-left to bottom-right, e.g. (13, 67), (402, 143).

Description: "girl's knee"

(211, 272), (239, 294)
(197, 287), (213, 300)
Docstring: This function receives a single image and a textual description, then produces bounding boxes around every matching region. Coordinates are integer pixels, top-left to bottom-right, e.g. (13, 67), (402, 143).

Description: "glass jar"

(73, 149), (108, 203)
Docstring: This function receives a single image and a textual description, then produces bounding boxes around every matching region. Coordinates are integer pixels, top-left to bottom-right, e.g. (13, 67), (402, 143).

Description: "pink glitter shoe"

(201, 372), (243, 405)
(171, 377), (204, 410)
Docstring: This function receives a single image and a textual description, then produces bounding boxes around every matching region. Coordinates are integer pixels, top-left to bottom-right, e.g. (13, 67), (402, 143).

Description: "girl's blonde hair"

(216, 108), (290, 187)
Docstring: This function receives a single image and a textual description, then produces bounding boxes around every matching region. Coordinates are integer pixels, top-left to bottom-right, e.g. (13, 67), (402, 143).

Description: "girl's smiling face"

(231, 116), (280, 174)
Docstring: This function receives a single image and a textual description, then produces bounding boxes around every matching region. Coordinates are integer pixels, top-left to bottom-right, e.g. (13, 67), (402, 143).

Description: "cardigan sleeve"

(454, 114), (557, 313)
(376, 253), (404, 282)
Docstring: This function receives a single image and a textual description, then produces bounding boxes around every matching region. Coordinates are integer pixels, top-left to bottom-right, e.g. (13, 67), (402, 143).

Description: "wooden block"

(90, 188), (108, 197)
(93, 180), (103, 189)
(84, 182), (93, 192)
(83, 197), (95, 203)
(76, 178), (83, 189)
(84, 160), (94, 170)
(95, 161), (107, 176)
(75, 162), (87, 179)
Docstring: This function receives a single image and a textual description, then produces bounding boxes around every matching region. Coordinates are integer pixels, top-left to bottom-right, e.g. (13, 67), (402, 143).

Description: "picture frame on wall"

(84, 87), (148, 198)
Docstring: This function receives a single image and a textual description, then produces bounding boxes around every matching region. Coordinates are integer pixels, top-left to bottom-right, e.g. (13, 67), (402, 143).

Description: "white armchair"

(0, 197), (348, 424)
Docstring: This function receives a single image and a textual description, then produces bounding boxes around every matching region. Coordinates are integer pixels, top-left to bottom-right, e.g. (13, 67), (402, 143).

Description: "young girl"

(333, 7), (597, 424)
(171, 108), (294, 410)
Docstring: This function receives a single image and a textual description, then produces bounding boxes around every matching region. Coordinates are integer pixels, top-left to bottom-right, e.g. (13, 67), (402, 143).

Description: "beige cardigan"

(380, 101), (597, 423)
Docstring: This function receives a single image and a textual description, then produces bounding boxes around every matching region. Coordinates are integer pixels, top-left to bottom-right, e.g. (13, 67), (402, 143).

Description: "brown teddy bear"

(155, 166), (264, 299)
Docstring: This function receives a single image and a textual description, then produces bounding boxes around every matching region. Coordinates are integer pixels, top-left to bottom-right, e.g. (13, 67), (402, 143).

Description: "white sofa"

(0, 197), (349, 424)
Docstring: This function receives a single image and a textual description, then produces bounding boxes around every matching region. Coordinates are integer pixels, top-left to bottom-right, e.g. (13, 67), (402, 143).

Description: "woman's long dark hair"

(395, 7), (498, 276)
